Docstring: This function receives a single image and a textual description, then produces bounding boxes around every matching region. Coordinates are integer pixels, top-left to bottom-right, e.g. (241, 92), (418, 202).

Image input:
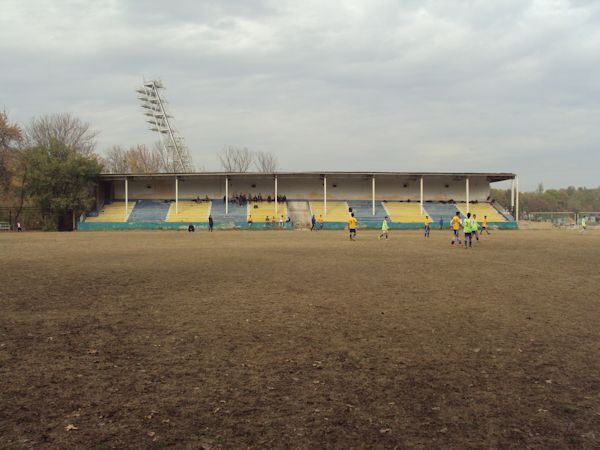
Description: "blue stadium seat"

(422, 202), (463, 226)
(128, 200), (171, 222)
(210, 199), (247, 221)
(347, 200), (386, 226)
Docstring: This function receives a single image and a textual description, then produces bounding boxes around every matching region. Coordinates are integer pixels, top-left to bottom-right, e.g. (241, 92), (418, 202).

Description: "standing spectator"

(208, 215), (214, 232)
(439, 217), (443, 230)
(248, 214), (253, 227)
(16, 222), (22, 232)
(311, 215), (316, 231)
(279, 215), (284, 229)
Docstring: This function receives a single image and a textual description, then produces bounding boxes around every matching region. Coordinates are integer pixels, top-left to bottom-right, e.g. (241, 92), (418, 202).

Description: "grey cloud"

(1, 0), (600, 189)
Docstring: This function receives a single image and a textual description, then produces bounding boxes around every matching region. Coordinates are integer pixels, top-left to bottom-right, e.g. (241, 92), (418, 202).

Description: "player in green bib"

(378, 216), (390, 240)
(463, 212), (473, 248)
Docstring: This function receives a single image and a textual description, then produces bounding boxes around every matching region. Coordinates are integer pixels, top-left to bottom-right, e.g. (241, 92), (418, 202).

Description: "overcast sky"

(2, 0), (600, 189)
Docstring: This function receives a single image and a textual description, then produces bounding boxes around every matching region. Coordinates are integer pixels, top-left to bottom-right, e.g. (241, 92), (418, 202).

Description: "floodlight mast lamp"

(136, 79), (193, 172)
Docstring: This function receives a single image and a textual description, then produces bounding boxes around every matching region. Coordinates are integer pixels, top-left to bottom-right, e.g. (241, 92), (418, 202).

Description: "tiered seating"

(128, 200), (170, 222)
(347, 201), (387, 224)
(310, 201), (349, 221)
(422, 202), (462, 224)
(166, 201), (211, 222)
(383, 202), (428, 223)
(210, 200), (247, 221)
(456, 202), (507, 222)
(247, 202), (288, 222)
(86, 201), (135, 222)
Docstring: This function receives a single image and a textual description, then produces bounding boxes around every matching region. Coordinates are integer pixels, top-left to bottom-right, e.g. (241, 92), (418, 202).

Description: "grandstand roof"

(99, 172), (515, 183)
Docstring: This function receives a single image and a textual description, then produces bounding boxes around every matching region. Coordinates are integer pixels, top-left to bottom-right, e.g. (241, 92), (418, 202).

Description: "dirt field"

(1, 229), (599, 449)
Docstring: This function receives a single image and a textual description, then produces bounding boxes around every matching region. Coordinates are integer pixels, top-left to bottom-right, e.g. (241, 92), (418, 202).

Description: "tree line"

(491, 186), (600, 215)
(0, 111), (280, 229)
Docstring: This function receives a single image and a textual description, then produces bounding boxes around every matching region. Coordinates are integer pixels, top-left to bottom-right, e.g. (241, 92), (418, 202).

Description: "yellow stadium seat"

(310, 201), (349, 222)
(383, 202), (428, 222)
(86, 201), (135, 222)
(247, 202), (288, 222)
(166, 201), (211, 222)
(457, 203), (506, 222)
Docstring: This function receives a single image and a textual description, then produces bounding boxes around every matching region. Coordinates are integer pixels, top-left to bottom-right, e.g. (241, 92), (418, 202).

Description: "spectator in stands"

(205, 195), (210, 202)
(282, 195), (287, 202)
(248, 214), (253, 227)
(279, 215), (284, 228)
(310, 215), (316, 231)
(266, 216), (270, 224)
(267, 195), (272, 203)
(208, 215), (214, 232)
(318, 214), (324, 230)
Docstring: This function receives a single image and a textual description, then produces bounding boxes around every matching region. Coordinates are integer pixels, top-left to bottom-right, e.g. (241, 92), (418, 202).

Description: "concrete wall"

(112, 175), (491, 202)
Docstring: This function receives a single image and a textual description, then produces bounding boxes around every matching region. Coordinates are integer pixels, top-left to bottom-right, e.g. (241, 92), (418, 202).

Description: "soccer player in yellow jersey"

(348, 213), (357, 241)
(424, 215), (431, 238)
(450, 212), (461, 246)
(481, 215), (490, 235)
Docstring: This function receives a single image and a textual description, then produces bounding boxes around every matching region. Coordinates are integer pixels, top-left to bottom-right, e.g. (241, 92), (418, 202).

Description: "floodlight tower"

(136, 79), (193, 172)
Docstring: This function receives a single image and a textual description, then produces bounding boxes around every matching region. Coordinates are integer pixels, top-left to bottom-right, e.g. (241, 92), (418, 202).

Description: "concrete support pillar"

(372, 176), (375, 216)
(466, 177), (470, 213)
(511, 178), (515, 215)
(124, 177), (128, 221)
(225, 176), (229, 215)
(175, 176), (179, 214)
(324, 176), (327, 216)
(515, 177), (519, 222)
(420, 176), (424, 215)
(275, 176), (278, 217)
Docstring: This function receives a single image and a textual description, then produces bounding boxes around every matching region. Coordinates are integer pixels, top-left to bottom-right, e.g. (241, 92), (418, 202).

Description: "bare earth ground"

(0, 229), (599, 449)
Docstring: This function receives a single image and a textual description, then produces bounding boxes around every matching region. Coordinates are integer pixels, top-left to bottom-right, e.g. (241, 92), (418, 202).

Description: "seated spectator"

(266, 216), (270, 223)
(282, 195), (287, 202)
(267, 195), (272, 203)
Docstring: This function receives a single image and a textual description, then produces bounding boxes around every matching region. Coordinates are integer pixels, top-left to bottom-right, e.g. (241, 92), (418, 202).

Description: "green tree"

(25, 139), (102, 229)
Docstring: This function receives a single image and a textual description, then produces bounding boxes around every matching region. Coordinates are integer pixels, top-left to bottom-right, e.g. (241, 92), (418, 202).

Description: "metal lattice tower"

(136, 79), (193, 172)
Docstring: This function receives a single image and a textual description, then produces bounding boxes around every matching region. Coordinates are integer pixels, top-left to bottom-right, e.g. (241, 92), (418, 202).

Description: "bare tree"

(103, 144), (164, 174)
(127, 144), (163, 173)
(103, 145), (129, 173)
(218, 146), (253, 172)
(26, 113), (98, 155)
(254, 151), (278, 173)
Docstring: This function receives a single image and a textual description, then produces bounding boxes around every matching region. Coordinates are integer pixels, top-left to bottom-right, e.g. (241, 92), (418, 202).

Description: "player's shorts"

(464, 232), (472, 237)
(481, 226), (487, 230)
(349, 228), (356, 233)
(453, 229), (459, 236)
(424, 225), (430, 230)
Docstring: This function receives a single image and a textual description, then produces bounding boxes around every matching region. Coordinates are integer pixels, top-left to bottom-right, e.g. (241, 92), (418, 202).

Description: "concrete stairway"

(287, 201), (311, 228)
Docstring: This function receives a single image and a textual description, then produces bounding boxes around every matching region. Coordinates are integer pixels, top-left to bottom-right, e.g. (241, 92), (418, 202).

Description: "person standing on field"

(451, 212), (461, 246)
(208, 215), (214, 232)
(471, 214), (479, 242)
(463, 212), (473, 248)
(424, 215), (431, 238)
(348, 213), (357, 241)
(378, 216), (389, 240)
(580, 217), (587, 233)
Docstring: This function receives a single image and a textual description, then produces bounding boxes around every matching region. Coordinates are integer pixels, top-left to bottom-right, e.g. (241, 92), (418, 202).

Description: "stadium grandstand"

(78, 172), (519, 230)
